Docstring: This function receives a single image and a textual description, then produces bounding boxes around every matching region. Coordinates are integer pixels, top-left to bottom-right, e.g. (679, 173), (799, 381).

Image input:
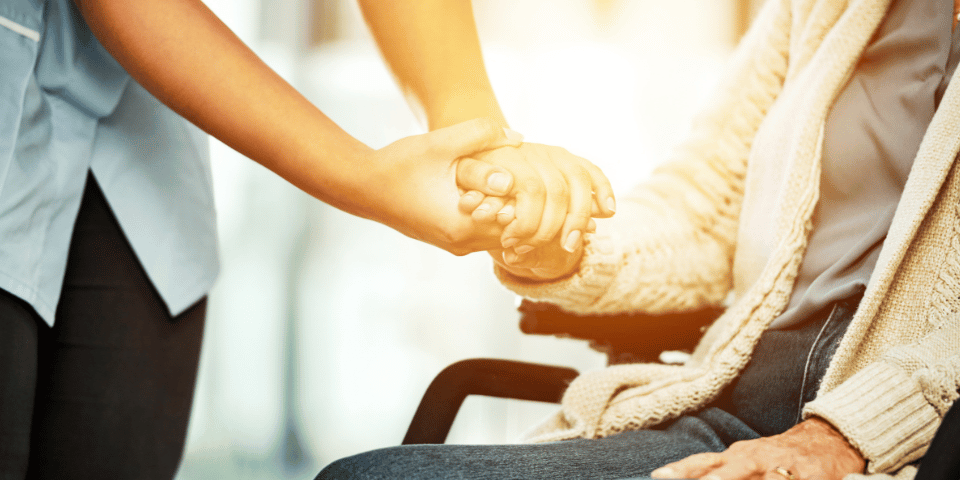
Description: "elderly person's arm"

(651, 418), (865, 480)
(481, 0), (799, 315)
(654, 319), (960, 480)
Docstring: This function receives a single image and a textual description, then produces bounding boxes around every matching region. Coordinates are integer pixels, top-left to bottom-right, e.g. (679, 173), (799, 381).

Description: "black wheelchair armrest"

(402, 358), (578, 445)
(403, 301), (723, 445)
(518, 299), (723, 364)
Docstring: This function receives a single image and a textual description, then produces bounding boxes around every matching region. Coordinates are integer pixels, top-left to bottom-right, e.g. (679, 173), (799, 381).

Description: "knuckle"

(568, 211), (591, 226)
(701, 452), (726, 466)
(582, 157), (602, 171)
(545, 177), (568, 197)
(548, 145), (569, 156)
(518, 178), (545, 196)
(584, 163), (609, 182)
(471, 210), (489, 222)
(439, 225), (472, 250)
(740, 458), (761, 473)
(726, 440), (748, 452)
(532, 231), (554, 245)
(484, 199), (505, 212)
(461, 190), (483, 203)
(473, 118), (499, 141)
(457, 157), (480, 176)
(571, 165), (592, 183)
(513, 223), (537, 237)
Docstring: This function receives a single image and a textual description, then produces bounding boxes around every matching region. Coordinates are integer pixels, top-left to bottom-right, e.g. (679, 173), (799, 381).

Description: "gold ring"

(774, 466), (797, 480)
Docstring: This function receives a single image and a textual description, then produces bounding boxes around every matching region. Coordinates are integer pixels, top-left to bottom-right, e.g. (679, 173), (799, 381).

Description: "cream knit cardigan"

(496, 0), (960, 477)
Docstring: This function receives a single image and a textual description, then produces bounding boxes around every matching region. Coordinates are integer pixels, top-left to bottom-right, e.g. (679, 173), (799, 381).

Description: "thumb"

(456, 157), (514, 196)
(428, 118), (523, 158)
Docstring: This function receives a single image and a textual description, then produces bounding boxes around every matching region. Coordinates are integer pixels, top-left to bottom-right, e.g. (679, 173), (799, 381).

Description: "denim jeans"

(316, 294), (861, 480)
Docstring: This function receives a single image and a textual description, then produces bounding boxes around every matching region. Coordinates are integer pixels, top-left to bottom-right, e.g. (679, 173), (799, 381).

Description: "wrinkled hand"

(488, 231), (585, 282)
(650, 418), (865, 480)
(457, 143), (615, 254)
(370, 118), (523, 255)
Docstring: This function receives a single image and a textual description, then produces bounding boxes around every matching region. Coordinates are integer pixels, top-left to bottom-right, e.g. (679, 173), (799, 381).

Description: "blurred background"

(176, 1), (763, 478)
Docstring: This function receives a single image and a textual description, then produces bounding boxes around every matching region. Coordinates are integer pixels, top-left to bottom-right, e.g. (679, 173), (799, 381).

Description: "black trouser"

(0, 174), (206, 479)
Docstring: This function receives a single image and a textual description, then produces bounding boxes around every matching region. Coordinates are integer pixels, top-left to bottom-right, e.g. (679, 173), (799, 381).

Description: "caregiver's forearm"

(358, 0), (507, 130)
(73, 0), (381, 218)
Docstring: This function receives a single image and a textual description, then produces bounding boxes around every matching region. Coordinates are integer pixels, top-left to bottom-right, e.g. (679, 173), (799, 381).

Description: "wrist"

(425, 89), (509, 131)
(490, 247), (584, 283)
(799, 418), (866, 472)
(305, 142), (384, 221)
(341, 139), (466, 251)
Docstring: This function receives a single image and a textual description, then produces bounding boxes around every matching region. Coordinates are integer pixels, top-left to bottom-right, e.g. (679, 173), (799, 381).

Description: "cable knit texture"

(497, 0), (960, 477)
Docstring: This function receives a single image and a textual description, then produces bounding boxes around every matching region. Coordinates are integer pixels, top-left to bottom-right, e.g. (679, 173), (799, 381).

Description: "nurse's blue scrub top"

(0, 0), (220, 325)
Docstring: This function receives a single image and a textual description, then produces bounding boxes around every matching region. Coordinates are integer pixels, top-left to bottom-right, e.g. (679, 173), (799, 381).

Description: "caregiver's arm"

(72, 0), (519, 255)
(358, 0), (616, 252)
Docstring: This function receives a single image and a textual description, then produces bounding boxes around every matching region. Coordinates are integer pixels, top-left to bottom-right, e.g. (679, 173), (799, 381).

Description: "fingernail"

(606, 197), (616, 213)
(563, 230), (581, 252)
(515, 245), (535, 255)
(497, 205), (515, 218)
(503, 128), (524, 144)
(474, 205), (491, 215)
(587, 219), (597, 233)
(650, 467), (674, 478)
(503, 250), (519, 264)
(487, 172), (510, 194)
(502, 237), (519, 249)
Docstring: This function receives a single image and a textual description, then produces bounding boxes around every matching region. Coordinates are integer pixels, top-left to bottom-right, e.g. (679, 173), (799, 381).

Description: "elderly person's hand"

(487, 230), (587, 281)
(650, 418), (865, 480)
(458, 143), (615, 254)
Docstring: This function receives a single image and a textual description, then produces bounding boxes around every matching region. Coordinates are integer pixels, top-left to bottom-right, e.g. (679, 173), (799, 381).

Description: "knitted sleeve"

(496, 0), (791, 315)
(803, 318), (960, 474)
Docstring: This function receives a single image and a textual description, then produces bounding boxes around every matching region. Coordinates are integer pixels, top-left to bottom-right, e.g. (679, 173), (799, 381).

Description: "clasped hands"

(369, 118), (613, 281)
(460, 141), (614, 281)
(370, 120), (868, 478)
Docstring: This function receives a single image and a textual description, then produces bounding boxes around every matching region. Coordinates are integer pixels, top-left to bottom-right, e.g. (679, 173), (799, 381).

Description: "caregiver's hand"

(74, 1), (524, 256)
(458, 143), (615, 254)
(650, 418), (865, 480)
(367, 118), (524, 256)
